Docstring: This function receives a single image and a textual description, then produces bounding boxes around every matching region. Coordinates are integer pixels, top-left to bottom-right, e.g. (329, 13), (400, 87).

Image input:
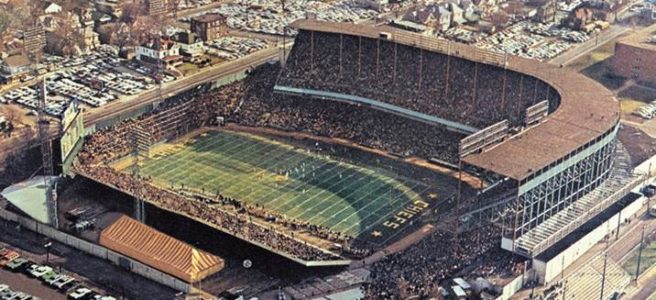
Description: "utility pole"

(600, 251), (609, 300)
(635, 224), (646, 282)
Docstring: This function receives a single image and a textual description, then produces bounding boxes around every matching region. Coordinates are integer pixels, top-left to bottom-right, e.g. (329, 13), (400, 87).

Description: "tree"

(120, 0), (147, 24)
(45, 14), (86, 56)
(490, 11), (510, 29)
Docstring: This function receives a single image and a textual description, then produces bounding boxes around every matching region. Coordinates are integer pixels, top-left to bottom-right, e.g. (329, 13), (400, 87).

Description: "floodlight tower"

(129, 124), (150, 222)
(26, 22), (58, 228)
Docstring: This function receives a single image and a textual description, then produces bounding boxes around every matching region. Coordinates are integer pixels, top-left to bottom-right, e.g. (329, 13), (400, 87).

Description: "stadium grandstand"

(70, 18), (634, 298)
(275, 19), (626, 259)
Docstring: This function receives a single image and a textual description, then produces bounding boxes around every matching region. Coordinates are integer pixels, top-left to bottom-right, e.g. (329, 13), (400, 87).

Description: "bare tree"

(46, 14), (86, 56)
(121, 0), (147, 24)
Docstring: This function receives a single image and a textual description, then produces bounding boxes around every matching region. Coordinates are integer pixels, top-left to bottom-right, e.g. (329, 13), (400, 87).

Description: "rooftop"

(3, 55), (31, 68)
(99, 215), (225, 282)
(290, 19), (619, 181)
(617, 23), (656, 51)
(192, 13), (225, 23)
(0, 176), (56, 224)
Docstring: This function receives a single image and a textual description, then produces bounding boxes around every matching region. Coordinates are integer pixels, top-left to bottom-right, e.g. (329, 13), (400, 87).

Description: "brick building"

(611, 24), (656, 86)
(190, 13), (227, 41)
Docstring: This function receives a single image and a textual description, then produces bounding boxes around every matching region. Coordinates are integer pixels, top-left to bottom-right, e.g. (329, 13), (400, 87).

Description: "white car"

(68, 288), (92, 300)
(27, 264), (53, 278)
(46, 274), (66, 285)
(54, 277), (77, 290)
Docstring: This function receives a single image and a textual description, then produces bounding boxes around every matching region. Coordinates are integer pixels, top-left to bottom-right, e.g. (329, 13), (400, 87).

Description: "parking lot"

(1, 243), (117, 300)
(0, 213), (177, 300)
(0, 49), (157, 117)
(1, 270), (66, 300)
(474, 21), (592, 61)
(206, 37), (270, 60)
(184, 0), (378, 36)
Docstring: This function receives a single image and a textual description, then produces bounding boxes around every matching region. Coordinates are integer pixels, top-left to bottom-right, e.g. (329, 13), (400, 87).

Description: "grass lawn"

(130, 130), (451, 245)
(572, 33), (629, 91)
(620, 99), (645, 115)
(177, 63), (199, 76)
(568, 36), (617, 71)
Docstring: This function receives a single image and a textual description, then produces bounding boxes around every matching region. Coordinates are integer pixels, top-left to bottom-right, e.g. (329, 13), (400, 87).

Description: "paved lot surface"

(0, 267), (67, 300)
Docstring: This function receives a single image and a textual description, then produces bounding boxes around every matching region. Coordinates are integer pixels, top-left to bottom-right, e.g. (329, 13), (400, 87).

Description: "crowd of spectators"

(75, 164), (342, 261)
(278, 30), (561, 128)
(364, 226), (526, 299)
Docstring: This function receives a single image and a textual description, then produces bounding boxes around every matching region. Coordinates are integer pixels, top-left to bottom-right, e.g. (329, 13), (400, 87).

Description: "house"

(146, 0), (166, 16)
(532, 0), (557, 23)
(462, 0), (481, 22)
(565, 5), (594, 30)
(449, 2), (467, 25)
(44, 2), (63, 14)
(175, 32), (204, 57)
(136, 37), (182, 67)
(403, 4), (453, 32)
(0, 55), (31, 81)
(191, 14), (228, 41)
(357, 0), (389, 12)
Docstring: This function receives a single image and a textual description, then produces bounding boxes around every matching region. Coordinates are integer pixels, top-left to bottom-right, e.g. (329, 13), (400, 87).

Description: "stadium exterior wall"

(495, 275), (525, 300)
(0, 208), (192, 293)
(532, 192), (646, 284)
(513, 124), (620, 238)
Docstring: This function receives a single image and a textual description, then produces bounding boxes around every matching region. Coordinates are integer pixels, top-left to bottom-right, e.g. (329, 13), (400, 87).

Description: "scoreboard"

(60, 101), (84, 174)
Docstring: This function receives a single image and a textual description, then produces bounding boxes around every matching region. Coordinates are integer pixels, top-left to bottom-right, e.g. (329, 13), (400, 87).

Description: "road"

(549, 24), (631, 67)
(548, 203), (656, 300)
(176, 0), (229, 18)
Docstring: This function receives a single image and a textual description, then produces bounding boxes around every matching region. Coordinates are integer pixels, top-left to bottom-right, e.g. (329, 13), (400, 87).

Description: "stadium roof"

(1, 176), (56, 224)
(99, 215), (224, 282)
(290, 20), (619, 181)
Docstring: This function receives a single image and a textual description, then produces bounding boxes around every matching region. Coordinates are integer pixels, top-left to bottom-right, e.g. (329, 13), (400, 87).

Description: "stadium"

(69, 19), (637, 295)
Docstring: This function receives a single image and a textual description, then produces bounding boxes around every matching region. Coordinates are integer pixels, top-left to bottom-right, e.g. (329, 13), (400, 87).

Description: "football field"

(130, 130), (453, 245)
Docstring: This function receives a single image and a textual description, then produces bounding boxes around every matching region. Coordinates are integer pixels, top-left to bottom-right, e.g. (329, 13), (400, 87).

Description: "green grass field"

(133, 130), (450, 245)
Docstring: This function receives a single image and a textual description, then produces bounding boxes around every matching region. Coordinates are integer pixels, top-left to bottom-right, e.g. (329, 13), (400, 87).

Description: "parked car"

(55, 279), (78, 293)
(0, 251), (20, 267)
(27, 265), (53, 278)
(39, 270), (58, 282)
(67, 287), (93, 300)
(5, 258), (29, 272)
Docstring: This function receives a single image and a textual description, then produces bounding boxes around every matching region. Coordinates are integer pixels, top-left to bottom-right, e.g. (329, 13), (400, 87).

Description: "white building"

(44, 2), (63, 14)
(136, 38), (182, 66)
(175, 32), (204, 57)
(357, 0), (389, 12)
